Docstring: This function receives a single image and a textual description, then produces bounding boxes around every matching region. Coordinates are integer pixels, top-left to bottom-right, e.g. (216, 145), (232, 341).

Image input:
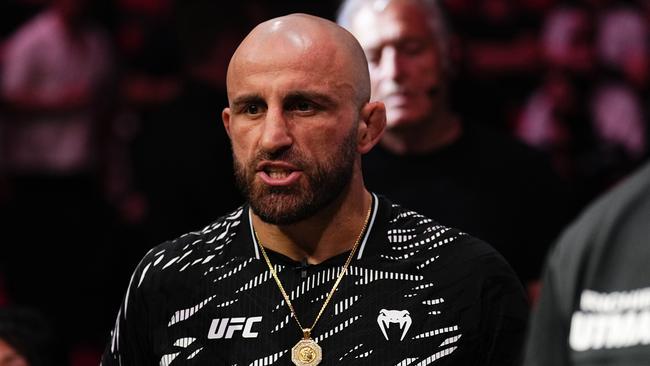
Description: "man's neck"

(251, 180), (372, 265)
(380, 112), (462, 155)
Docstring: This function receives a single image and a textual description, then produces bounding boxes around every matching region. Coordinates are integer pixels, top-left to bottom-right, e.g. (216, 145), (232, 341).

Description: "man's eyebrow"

(231, 94), (265, 107)
(284, 91), (337, 107)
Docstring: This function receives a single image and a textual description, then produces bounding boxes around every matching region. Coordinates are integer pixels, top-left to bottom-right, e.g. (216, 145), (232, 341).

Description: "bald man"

(102, 14), (527, 365)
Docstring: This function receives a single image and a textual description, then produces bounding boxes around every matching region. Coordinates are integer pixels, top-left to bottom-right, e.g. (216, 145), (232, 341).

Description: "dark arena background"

(0, 0), (649, 364)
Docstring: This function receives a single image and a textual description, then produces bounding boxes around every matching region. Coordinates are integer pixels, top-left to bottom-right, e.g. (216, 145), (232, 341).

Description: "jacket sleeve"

(101, 247), (159, 365)
(522, 247), (571, 366)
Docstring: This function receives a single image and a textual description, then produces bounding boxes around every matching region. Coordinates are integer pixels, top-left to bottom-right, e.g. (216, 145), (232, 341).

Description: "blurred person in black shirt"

(338, 0), (572, 292)
(525, 160), (650, 366)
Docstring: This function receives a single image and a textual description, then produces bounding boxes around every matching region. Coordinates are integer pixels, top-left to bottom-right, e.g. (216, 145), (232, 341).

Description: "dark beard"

(233, 128), (357, 225)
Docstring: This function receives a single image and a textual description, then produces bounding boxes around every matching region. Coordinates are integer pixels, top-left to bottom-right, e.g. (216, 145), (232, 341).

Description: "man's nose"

(259, 107), (293, 153)
(379, 47), (405, 82)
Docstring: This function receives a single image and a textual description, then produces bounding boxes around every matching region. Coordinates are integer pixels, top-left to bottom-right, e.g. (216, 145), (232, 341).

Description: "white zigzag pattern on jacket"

(314, 315), (362, 343)
(249, 349), (288, 366)
(214, 258), (254, 282)
(395, 358), (418, 366)
(388, 227), (451, 250)
(413, 346), (457, 366)
(335, 295), (361, 315)
(338, 343), (364, 362)
(404, 282), (437, 297)
(159, 352), (179, 366)
(187, 347), (203, 360)
(167, 298), (237, 326)
(272, 266), (343, 311)
(348, 266), (423, 284)
(205, 257), (242, 275)
(270, 313), (292, 334)
(236, 266), (281, 293)
(412, 325), (459, 340)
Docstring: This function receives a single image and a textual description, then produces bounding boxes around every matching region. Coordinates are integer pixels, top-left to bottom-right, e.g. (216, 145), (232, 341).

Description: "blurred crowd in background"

(0, 0), (649, 364)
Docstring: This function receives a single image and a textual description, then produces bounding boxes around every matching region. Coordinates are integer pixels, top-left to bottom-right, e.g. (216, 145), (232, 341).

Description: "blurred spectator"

(524, 160), (650, 365)
(117, 6), (246, 246)
(461, 0), (542, 75)
(586, 82), (647, 183)
(0, 340), (27, 366)
(0, 307), (58, 366)
(117, 0), (182, 109)
(339, 0), (571, 289)
(1, 0), (114, 176)
(593, 3), (650, 176)
(517, 70), (594, 182)
(541, 5), (595, 74)
(596, 4), (648, 88)
(448, 0), (544, 129)
(0, 0), (47, 41)
(518, 3), (648, 206)
(0, 0), (124, 359)
(517, 5), (598, 199)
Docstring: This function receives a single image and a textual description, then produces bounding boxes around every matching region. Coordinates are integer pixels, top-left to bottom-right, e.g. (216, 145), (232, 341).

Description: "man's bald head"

(226, 13), (371, 107)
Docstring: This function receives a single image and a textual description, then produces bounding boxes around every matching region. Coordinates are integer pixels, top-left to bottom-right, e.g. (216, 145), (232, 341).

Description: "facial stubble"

(233, 125), (358, 225)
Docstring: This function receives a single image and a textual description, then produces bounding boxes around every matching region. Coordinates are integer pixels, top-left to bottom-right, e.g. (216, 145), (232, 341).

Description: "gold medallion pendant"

(291, 338), (322, 366)
(254, 195), (373, 366)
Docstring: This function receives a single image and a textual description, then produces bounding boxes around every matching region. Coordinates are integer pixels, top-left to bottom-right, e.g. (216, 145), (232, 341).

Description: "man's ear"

(222, 107), (232, 139)
(357, 101), (386, 154)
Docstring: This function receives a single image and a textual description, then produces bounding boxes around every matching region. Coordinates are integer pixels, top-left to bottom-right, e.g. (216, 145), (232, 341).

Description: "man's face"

(223, 35), (361, 224)
(349, 0), (443, 129)
(0, 340), (28, 366)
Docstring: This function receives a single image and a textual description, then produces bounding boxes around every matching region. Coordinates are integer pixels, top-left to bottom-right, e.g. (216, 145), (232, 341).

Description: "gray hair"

(336, 0), (451, 74)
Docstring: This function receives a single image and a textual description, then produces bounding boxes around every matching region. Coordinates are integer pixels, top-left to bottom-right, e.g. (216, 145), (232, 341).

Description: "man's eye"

(296, 101), (313, 111)
(400, 41), (427, 56)
(288, 100), (318, 113)
(245, 104), (261, 115)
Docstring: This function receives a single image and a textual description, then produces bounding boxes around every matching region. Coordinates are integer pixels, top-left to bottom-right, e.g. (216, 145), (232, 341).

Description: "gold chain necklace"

(253, 201), (372, 366)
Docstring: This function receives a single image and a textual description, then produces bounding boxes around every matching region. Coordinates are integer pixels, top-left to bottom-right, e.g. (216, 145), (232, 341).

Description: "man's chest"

(149, 260), (471, 365)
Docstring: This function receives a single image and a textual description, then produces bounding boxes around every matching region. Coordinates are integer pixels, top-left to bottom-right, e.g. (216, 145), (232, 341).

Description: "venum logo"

(208, 317), (262, 339)
(377, 309), (412, 341)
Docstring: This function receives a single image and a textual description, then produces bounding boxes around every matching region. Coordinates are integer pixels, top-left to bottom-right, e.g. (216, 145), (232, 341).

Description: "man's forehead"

(228, 71), (356, 102)
(230, 16), (343, 71)
(351, 1), (432, 48)
(228, 46), (356, 100)
(235, 43), (339, 72)
(227, 14), (370, 105)
(236, 24), (347, 66)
